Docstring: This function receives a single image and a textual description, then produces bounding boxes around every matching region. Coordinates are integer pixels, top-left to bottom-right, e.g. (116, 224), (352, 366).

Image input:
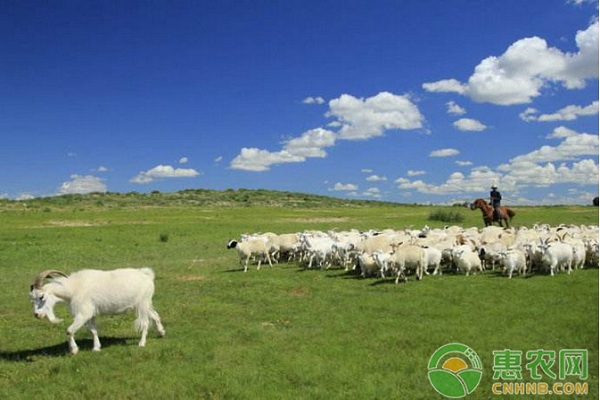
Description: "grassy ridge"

(0, 193), (597, 399)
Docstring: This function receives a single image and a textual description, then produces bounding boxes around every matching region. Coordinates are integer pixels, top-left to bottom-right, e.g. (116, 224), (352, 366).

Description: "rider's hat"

(491, 182), (498, 189)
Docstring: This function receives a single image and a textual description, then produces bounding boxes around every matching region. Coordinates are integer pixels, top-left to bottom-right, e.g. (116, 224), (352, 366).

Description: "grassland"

(0, 190), (597, 399)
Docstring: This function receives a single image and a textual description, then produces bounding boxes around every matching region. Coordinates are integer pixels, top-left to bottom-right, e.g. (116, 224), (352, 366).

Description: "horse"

(470, 198), (516, 228)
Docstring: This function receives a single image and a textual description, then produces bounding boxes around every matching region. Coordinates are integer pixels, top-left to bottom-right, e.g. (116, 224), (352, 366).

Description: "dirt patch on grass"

(287, 217), (349, 223)
(46, 220), (107, 227)
(289, 287), (309, 296)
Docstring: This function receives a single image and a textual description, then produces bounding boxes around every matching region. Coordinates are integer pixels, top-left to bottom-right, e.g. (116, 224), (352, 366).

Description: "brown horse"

(470, 198), (516, 228)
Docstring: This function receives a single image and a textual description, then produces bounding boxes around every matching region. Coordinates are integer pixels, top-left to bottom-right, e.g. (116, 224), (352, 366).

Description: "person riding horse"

(489, 185), (502, 221)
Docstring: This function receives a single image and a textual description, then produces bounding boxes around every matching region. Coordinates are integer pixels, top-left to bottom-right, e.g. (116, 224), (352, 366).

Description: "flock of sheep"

(227, 224), (599, 283)
(29, 222), (598, 355)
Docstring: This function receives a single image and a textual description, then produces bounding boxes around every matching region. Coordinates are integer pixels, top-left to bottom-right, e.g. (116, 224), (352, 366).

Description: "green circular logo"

(428, 343), (483, 398)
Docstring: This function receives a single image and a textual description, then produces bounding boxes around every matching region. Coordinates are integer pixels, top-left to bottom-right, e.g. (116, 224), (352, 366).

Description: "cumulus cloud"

(354, 187), (382, 198)
(179, 157), (189, 164)
(16, 193), (35, 201)
(130, 165), (200, 183)
(446, 101), (467, 115)
(430, 148), (460, 157)
(302, 96), (325, 105)
(546, 126), (579, 139)
(329, 182), (359, 191)
(422, 79), (467, 94)
(520, 100), (599, 122)
(509, 131), (598, 164)
(327, 92), (424, 140)
(423, 19), (599, 105)
(230, 128), (336, 171)
(407, 170), (426, 176)
(453, 118), (487, 131)
(395, 127), (598, 196)
(283, 128), (337, 158)
(59, 175), (107, 194)
(230, 91), (424, 171)
(455, 160), (473, 167)
(366, 174), (387, 182)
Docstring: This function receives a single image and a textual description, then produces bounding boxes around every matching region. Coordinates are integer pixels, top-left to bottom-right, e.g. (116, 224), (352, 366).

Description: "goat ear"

(30, 284), (34, 292)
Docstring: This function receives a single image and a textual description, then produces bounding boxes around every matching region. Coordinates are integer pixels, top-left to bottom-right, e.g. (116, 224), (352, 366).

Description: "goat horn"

(32, 270), (68, 289)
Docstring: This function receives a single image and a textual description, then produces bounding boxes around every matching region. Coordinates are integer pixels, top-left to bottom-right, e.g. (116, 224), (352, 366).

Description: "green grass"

(0, 192), (597, 399)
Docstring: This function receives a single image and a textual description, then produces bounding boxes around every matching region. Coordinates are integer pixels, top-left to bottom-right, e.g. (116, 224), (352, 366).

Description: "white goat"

(422, 246), (443, 276)
(387, 244), (427, 284)
(227, 239), (273, 272)
(29, 268), (165, 355)
(358, 252), (380, 278)
(539, 241), (573, 276)
(499, 249), (527, 278)
(453, 249), (483, 276)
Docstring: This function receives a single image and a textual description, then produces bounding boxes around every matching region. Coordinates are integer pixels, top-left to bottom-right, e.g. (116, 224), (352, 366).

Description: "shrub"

(428, 209), (465, 223)
(159, 233), (169, 243)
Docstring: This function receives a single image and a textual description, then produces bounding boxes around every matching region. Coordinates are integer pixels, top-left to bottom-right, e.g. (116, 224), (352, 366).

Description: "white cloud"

(330, 182), (358, 191)
(519, 107), (539, 122)
(59, 175), (107, 194)
(327, 92), (424, 140)
(229, 148), (304, 172)
(361, 168), (373, 173)
(366, 174), (387, 181)
(520, 100), (599, 122)
(179, 157), (189, 164)
(446, 101), (466, 115)
(430, 148), (460, 157)
(546, 126), (580, 139)
(361, 187), (382, 198)
(422, 79), (467, 94)
(455, 160), (473, 166)
(16, 193), (36, 201)
(283, 128), (337, 158)
(509, 131), (598, 164)
(407, 170), (426, 176)
(395, 127), (599, 197)
(396, 167), (502, 195)
(229, 128), (336, 171)
(453, 118), (487, 132)
(131, 165), (200, 183)
(423, 20), (599, 105)
(230, 91), (424, 171)
(302, 96), (325, 105)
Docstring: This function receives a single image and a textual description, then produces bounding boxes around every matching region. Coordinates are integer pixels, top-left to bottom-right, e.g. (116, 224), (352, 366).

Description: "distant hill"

(0, 188), (404, 210)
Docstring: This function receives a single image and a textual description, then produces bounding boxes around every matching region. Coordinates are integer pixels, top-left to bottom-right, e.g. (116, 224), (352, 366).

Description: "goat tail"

(139, 267), (155, 280)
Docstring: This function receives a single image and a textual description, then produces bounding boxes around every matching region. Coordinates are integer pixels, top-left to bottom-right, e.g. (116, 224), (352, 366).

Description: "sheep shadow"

(0, 336), (131, 362)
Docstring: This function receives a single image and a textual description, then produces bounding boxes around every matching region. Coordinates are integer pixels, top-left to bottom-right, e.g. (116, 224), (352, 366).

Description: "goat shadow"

(0, 336), (132, 362)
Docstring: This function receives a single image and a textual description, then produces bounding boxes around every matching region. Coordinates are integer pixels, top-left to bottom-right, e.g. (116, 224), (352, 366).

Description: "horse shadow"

(0, 336), (132, 362)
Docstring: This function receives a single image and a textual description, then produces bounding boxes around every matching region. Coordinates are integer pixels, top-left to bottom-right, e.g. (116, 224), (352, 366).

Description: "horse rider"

(489, 185), (502, 221)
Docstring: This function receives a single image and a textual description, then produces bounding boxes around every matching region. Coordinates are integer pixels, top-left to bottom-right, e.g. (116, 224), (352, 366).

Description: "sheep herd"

(227, 224), (599, 283)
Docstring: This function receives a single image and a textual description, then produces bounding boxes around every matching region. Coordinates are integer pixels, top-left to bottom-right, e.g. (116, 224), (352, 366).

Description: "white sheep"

(358, 252), (380, 278)
(387, 244), (427, 284)
(453, 249), (483, 276)
(422, 246), (443, 276)
(29, 268), (165, 355)
(227, 239), (273, 272)
(499, 249), (527, 278)
(538, 241), (573, 276)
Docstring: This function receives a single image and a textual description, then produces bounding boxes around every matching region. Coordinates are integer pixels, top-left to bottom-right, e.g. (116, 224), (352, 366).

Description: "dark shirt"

(490, 190), (501, 207)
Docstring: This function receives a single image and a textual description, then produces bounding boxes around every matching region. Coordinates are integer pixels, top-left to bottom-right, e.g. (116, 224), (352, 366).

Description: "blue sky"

(1, 0), (598, 205)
